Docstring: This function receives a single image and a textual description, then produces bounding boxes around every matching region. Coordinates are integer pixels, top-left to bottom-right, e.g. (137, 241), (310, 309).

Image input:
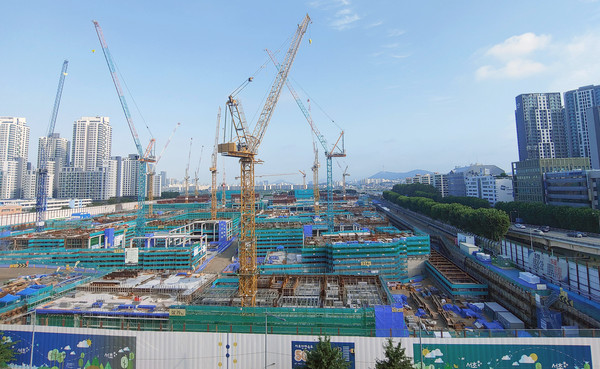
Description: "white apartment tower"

(71, 116), (112, 170)
(38, 133), (70, 198)
(0, 117), (30, 162)
(0, 117), (30, 199)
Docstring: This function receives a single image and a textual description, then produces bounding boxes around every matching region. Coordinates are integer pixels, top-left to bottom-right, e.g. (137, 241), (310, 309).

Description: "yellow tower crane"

(148, 122), (180, 216)
(210, 107), (222, 220)
(218, 14), (310, 307)
(299, 170), (306, 189)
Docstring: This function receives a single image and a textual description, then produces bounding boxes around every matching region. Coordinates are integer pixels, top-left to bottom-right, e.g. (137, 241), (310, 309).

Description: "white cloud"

(70, 352), (75, 356)
(502, 355), (511, 360)
(435, 358), (444, 363)
(512, 362), (519, 366)
(330, 9), (360, 30)
(366, 21), (383, 29)
(486, 33), (551, 59)
(519, 355), (535, 364)
(382, 43), (400, 49)
(476, 30), (600, 85)
(64, 345), (71, 351)
(77, 340), (90, 348)
(391, 54), (410, 59)
(388, 29), (406, 37)
(123, 347), (130, 352)
(476, 59), (546, 80)
(425, 349), (444, 358)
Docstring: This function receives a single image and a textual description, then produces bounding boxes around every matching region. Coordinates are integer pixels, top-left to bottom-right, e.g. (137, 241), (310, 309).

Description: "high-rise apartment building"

(0, 117), (30, 199)
(122, 154), (145, 198)
(587, 107), (600, 169)
(0, 117), (29, 162)
(564, 85), (600, 158)
(38, 133), (70, 198)
(515, 93), (567, 161)
(71, 116), (112, 170)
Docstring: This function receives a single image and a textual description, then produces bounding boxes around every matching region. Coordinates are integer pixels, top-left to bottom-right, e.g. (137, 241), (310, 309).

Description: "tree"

(0, 333), (17, 368)
(375, 338), (413, 369)
(302, 336), (349, 369)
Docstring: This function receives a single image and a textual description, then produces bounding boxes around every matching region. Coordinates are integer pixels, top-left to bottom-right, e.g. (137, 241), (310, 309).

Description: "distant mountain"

(369, 170), (434, 180)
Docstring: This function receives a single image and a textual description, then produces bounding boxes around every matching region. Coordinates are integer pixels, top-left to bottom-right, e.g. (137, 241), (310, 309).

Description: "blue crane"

(93, 21), (154, 238)
(266, 50), (345, 231)
(36, 60), (69, 232)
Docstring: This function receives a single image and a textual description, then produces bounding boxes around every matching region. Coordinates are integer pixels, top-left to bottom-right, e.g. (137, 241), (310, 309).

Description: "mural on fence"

(1, 330), (136, 369)
(292, 340), (355, 369)
(413, 343), (591, 369)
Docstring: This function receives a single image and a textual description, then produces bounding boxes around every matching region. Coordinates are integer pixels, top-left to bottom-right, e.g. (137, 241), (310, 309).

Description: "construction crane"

(221, 164), (227, 209)
(210, 108), (221, 220)
(299, 170), (306, 189)
(93, 20), (155, 237)
(338, 162), (350, 200)
(193, 145), (205, 198)
(184, 138), (193, 203)
(239, 173), (297, 180)
(148, 122), (180, 216)
(218, 14), (310, 307)
(266, 50), (345, 232)
(311, 141), (320, 216)
(36, 60), (68, 232)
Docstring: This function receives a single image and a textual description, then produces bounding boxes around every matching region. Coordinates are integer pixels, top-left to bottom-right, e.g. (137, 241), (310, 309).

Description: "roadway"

(508, 225), (600, 259)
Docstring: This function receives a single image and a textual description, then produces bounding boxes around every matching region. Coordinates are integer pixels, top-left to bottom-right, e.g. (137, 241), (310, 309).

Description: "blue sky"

(3, 1), (600, 183)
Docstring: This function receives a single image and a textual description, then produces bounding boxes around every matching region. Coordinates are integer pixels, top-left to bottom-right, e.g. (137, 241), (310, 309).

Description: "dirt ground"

(0, 266), (59, 283)
(203, 240), (238, 273)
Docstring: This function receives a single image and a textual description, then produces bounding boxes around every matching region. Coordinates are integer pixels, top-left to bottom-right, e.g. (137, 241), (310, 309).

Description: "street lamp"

(529, 228), (534, 251)
(418, 316), (423, 369)
(265, 311), (286, 369)
(28, 310), (36, 369)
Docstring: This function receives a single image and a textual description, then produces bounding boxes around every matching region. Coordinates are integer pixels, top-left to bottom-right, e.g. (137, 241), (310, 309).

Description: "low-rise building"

(512, 158), (591, 203)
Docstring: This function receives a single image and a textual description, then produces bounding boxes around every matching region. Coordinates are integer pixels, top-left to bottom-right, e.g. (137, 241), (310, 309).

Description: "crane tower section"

(218, 14), (310, 307)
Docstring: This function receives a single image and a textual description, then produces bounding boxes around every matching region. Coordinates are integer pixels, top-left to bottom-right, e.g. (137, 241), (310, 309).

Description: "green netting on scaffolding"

(169, 305), (376, 336)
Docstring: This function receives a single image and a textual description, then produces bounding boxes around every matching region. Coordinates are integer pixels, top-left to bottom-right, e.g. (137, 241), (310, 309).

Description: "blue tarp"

(16, 287), (41, 296)
(374, 305), (409, 337)
(415, 308), (427, 317)
(0, 294), (19, 303)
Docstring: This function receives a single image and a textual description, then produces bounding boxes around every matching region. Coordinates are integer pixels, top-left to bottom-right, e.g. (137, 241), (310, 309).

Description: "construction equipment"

(193, 145), (205, 198)
(218, 14), (310, 306)
(312, 141), (320, 216)
(338, 162), (350, 200)
(237, 173), (296, 180)
(184, 138), (193, 203)
(148, 122), (180, 216)
(299, 170), (306, 189)
(266, 50), (345, 231)
(36, 60), (68, 232)
(210, 108), (222, 220)
(221, 164), (227, 209)
(93, 20), (155, 237)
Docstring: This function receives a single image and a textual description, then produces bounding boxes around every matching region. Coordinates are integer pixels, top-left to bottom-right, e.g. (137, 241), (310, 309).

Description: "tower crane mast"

(210, 108), (221, 220)
(184, 138), (193, 203)
(193, 145), (204, 198)
(218, 14), (310, 307)
(312, 141), (320, 216)
(148, 122), (180, 216)
(266, 50), (344, 231)
(93, 20), (154, 237)
(36, 60), (69, 232)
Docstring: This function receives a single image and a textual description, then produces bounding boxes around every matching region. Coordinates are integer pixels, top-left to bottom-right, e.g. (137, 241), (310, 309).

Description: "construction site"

(0, 13), (598, 368)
